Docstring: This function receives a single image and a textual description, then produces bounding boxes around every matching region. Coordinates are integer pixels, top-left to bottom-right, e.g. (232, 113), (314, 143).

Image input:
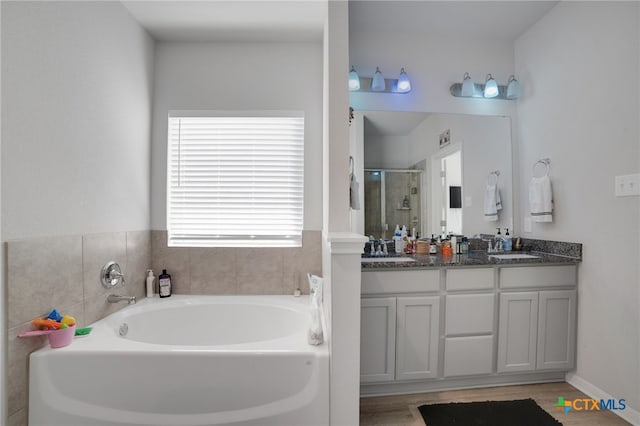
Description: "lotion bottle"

(159, 269), (172, 298)
(146, 269), (155, 298)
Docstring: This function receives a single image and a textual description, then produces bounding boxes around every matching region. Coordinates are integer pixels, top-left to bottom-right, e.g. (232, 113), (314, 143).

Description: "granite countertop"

(361, 250), (581, 270)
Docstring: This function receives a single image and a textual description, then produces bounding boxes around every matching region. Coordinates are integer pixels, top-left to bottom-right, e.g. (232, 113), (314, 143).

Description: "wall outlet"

(615, 173), (640, 197)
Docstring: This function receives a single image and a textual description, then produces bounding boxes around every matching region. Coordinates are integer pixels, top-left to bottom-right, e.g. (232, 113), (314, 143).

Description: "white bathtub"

(28, 295), (329, 426)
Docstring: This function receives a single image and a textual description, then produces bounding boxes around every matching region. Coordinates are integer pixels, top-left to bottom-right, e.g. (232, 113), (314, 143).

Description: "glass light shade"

(371, 66), (385, 91)
(483, 74), (499, 98)
(461, 72), (474, 97)
(506, 75), (520, 99)
(348, 66), (360, 91)
(396, 68), (411, 93)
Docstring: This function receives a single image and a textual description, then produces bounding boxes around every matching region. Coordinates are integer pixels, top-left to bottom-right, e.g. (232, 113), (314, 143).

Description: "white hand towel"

(529, 175), (553, 222)
(483, 184), (502, 221)
(350, 172), (361, 210)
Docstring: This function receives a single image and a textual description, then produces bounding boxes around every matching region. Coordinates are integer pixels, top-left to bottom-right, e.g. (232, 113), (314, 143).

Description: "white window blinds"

(167, 113), (304, 247)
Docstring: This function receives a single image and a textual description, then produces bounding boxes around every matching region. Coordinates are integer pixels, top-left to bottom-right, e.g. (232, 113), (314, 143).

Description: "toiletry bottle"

(158, 269), (172, 298)
(503, 228), (513, 251)
(146, 269), (155, 298)
(393, 225), (402, 253)
(495, 228), (503, 251)
(429, 234), (438, 254)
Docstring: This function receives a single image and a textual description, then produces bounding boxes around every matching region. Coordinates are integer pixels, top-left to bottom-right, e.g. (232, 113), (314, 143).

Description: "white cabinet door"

(396, 296), (440, 380)
(497, 292), (538, 373)
(360, 297), (396, 383)
(444, 335), (494, 377)
(537, 290), (576, 371)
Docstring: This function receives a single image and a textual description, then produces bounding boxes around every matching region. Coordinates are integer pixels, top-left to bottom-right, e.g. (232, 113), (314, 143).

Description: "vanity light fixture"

(371, 67), (386, 91)
(348, 66), (360, 91)
(450, 72), (519, 100)
(348, 66), (411, 94)
(483, 74), (499, 98)
(506, 75), (521, 99)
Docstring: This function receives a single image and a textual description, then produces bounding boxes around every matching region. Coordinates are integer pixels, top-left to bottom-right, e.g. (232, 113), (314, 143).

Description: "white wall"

(516, 1), (640, 414)
(150, 42), (323, 231)
(1, 1), (154, 240)
(364, 134), (409, 169)
(349, 31), (516, 118)
(349, 29), (520, 229)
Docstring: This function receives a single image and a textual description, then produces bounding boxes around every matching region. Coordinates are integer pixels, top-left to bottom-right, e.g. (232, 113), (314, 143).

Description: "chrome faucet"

(107, 294), (136, 305)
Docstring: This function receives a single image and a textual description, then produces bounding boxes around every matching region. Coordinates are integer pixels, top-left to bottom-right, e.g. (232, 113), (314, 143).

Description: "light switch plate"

(615, 173), (640, 197)
(524, 217), (532, 233)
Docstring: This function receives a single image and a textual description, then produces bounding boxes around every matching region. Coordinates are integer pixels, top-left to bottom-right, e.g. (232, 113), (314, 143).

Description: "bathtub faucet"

(107, 294), (136, 305)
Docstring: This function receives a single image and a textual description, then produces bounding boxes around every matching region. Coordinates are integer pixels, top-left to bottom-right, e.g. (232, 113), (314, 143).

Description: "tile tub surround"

(5, 230), (151, 424)
(150, 230), (323, 295)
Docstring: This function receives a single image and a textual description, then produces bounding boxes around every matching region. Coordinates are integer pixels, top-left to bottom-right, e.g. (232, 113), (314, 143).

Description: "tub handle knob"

(101, 261), (125, 288)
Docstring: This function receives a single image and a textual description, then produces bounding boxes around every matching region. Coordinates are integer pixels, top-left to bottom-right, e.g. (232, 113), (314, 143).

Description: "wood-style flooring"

(360, 382), (631, 426)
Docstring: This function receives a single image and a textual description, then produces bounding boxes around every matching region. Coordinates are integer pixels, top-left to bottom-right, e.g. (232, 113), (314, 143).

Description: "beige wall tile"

(83, 292), (130, 325)
(82, 232), (127, 300)
(151, 230), (191, 294)
(7, 236), (83, 328)
(190, 248), (237, 294)
(126, 231), (152, 299)
(7, 408), (27, 426)
(237, 248), (284, 294)
(8, 321), (48, 418)
(283, 230), (323, 295)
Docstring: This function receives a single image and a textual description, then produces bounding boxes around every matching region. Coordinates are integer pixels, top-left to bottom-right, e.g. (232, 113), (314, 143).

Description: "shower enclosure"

(364, 170), (422, 240)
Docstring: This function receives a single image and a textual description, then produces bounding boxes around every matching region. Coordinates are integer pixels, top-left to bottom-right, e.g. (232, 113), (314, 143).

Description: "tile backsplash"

(5, 228), (322, 425)
(150, 230), (322, 296)
(6, 230), (150, 425)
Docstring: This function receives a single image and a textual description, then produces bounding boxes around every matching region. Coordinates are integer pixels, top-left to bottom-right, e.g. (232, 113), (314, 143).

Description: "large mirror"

(357, 111), (513, 239)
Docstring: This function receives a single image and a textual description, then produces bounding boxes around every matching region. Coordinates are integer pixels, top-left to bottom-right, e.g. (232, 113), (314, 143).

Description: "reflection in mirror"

(356, 111), (512, 238)
(364, 170), (422, 240)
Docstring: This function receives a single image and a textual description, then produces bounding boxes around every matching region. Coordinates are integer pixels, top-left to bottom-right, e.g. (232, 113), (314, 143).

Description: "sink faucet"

(107, 294), (136, 305)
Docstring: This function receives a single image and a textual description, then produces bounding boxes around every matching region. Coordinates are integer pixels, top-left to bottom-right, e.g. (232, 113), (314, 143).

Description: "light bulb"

(348, 66), (360, 91)
(506, 75), (520, 99)
(484, 74), (499, 98)
(396, 68), (411, 93)
(371, 66), (385, 91)
(461, 72), (474, 97)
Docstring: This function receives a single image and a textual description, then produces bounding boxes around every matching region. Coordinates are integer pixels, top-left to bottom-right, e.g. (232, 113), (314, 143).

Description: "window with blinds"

(167, 112), (304, 247)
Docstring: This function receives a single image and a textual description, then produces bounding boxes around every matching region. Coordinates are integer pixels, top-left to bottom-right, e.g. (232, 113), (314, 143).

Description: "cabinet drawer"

(444, 335), (493, 377)
(445, 294), (494, 335)
(446, 268), (494, 291)
(362, 270), (440, 294)
(500, 265), (576, 289)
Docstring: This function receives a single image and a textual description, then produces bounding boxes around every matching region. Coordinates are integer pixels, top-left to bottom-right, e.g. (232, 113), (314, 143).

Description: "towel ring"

(487, 170), (500, 185)
(349, 156), (355, 174)
(533, 158), (550, 178)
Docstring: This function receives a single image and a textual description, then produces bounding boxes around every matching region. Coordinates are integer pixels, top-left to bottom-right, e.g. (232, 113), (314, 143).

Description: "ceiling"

(349, 1), (559, 41)
(362, 111), (430, 137)
(121, 1), (327, 42)
(122, 1), (558, 43)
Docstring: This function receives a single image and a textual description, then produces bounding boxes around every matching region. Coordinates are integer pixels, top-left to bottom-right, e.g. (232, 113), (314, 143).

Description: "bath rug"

(418, 398), (562, 426)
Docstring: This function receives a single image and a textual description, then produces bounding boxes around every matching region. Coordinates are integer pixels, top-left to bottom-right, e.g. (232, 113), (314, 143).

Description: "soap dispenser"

(495, 228), (503, 252)
(503, 228), (513, 251)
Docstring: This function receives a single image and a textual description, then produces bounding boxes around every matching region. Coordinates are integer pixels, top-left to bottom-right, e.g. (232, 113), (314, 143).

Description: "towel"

(483, 184), (502, 221)
(350, 171), (360, 210)
(529, 175), (553, 222)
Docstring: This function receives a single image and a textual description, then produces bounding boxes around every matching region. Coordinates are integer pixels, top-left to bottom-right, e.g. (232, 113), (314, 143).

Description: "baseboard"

(566, 372), (640, 425)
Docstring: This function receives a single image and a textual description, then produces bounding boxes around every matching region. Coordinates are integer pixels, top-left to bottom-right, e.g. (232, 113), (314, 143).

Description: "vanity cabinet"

(360, 297), (396, 383)
(360, 270), (440, 383)
(360, 263), (578, 393)
(497, 266), (577, 373)
(396, 296), (440, 380)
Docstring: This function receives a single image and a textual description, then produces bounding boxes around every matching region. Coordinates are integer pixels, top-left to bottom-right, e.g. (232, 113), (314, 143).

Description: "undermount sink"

(488, 253), (541, 260)
(361, 257), (417, 263)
